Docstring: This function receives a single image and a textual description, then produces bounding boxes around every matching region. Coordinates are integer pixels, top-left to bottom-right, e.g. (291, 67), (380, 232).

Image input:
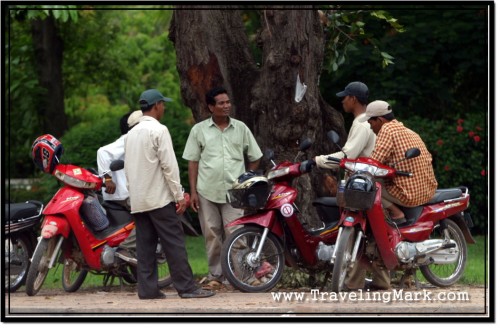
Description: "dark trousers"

(134, 203), (197, 298)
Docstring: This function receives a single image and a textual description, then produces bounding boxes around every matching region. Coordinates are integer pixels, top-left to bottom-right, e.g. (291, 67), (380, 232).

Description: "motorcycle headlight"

(267, 167), (290, 180)
(344, 162), (389, 177)
(54, 169), (98, 189)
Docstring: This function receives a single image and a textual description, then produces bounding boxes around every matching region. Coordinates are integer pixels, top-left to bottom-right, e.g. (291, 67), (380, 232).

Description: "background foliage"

(5, 5), (489, 233)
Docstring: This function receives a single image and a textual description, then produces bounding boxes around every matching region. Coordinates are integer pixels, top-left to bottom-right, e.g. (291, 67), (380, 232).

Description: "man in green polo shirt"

(182, 86), (262, 287)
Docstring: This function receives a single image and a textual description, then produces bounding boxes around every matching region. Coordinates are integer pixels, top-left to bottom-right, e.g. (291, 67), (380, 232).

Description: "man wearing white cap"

(360, 100), (438, 221)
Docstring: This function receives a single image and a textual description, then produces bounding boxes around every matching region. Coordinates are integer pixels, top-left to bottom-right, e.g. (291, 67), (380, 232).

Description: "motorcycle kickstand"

(320, 271), (331, 291)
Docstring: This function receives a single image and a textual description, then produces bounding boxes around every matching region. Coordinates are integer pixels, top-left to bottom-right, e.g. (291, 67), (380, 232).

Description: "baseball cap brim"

(336, 90), (348, 98)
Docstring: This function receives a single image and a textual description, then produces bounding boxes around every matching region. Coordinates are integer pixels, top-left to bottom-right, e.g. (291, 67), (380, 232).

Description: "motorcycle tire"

(62, 257), (88, 292)
(122, 260), (172, 288)
(157, 260), (173, 288)
(221, 226), (284, 293)
(25, 238), (58, 296)
(5, 234), (33, 292)
(331, 226), (356, 293)
(420, 219), (468, 287)
(121, 265), (138, 284)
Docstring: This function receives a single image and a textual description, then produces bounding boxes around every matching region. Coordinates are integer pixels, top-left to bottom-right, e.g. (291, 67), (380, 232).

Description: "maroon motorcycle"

(325, 131), (475, 292)
(221, 138), (341, 292)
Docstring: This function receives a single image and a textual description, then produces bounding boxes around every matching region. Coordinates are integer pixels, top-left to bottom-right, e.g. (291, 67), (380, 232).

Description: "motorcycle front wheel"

(5, 234), (33, 292)
(62, 257), (88, 292)
(331, 226), (356, 292)
(25, 238), (58, 296)
(221, 226), (284, 293)
(420, 219), (467, 287)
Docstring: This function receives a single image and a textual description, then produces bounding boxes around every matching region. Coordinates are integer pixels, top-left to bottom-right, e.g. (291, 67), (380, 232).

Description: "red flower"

(444, 165), (451, 171)
(474, 135), (481, 143)
(457, 118), (464, 125)
(436, 139), (444, 146)
(468, 131), (475, 137)
(481, 169), (486, 176)
(456, 126), (464, 133)
(476, 125), (483, 131)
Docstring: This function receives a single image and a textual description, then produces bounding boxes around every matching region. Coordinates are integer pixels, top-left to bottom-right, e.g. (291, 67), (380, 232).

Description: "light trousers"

(198, 194), (243, 280)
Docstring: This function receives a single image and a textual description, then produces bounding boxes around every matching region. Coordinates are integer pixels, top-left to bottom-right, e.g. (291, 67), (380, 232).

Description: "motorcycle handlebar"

(326, 156), (341, 163)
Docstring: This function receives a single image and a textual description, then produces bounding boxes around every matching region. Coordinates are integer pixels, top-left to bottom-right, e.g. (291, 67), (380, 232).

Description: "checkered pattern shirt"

(371, 120), (437, 206)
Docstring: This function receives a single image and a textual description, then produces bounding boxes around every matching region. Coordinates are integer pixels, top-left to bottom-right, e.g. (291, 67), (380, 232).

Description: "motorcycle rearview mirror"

(264, 149), (276, 167)
(405, 148), (421, 159)
(264, 149), (275, 160)
(294, 137), (313, 162)
(299, 137), (313, 151)
(327, 130), (346, 158)
(109, 160), (125, 171)
(391, 148), (421, 167)
(327, 130), (340, 144)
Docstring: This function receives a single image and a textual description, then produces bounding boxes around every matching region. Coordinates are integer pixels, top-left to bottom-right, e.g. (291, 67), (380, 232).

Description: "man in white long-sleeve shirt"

(125, 89), (214, 300)
(313, 82), (390, 291)
(314, 81), (375, 166)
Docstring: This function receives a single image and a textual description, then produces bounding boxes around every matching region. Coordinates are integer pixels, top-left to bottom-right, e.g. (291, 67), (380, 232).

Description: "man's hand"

(176, 198), (187, 215)
(190, 192), (200, 213)
(299, 159), (316, 173)
(104, 180), (116, 194)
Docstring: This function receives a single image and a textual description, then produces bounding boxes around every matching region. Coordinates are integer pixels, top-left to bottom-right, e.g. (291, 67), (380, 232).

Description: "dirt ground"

(3, 283), (490, 320)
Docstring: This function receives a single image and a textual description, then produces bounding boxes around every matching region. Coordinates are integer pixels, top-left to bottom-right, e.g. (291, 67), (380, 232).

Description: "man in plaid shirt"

(360, 100), (438, 222)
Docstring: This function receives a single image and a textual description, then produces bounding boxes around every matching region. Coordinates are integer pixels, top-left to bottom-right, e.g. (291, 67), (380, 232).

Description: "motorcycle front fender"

(40, 215), (70, 239)
(339, 211), (366, 230)
(226, 211), (284, 237)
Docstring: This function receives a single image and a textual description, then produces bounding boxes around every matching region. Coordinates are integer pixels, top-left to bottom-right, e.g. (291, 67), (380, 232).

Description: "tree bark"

(169, 7), (346, 227)
(31, 16), (67, 137)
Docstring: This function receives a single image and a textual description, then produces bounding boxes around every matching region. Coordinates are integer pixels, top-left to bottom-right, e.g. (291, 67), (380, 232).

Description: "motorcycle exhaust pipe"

(395, 239), (457, 263)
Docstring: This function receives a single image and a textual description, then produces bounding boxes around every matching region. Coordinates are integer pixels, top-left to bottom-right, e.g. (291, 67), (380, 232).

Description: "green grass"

(24, 236), (208, 290)
(19, 235), (486, 291)
(459, 235), (487, 285)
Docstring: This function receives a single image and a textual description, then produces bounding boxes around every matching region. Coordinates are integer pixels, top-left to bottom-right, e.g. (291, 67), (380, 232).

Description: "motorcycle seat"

(312, 197), (340, 227)
(6, 201), (42, 221)
(312, 197), (338, 207)
(426, 188), (463, 204)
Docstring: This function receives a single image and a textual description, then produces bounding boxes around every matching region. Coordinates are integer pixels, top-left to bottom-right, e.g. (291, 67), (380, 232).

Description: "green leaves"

(321, 7), (403, 73)
(10, 5), (79, 23)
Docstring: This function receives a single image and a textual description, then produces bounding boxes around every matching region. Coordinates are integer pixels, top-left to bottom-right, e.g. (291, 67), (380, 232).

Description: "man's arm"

(247, 158), (260, 172)
(187, 161), (200, 212)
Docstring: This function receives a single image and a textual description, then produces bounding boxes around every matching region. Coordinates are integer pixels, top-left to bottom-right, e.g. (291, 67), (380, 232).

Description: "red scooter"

(325, 131), (475, 292)
(25, 159), (172, 296)
(221, 138), (341, 292)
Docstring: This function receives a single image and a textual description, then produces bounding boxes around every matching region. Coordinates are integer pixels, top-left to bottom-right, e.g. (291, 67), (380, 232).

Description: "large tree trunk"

(169, 7), (346, 227)
(31, 16), (67, 137)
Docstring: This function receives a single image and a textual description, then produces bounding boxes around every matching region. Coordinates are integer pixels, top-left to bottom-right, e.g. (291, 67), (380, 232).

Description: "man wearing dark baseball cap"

(125, 88), (215, 300)
(314, 81), (375, 168)
(336, 81), (369, 104)
(139, 89), (172, 109)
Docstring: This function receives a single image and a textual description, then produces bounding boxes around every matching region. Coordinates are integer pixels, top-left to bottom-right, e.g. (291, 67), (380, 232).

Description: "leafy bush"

(404, 112), (487, 234)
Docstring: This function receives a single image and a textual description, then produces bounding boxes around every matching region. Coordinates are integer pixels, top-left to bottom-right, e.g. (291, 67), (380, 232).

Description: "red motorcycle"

(325, 131), (475, 292)
(221, 138), (341, 292)
(25, 135), (172, 296)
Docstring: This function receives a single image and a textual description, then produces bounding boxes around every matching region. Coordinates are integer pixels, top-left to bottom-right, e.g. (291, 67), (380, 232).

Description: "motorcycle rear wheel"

(420, 219), (467, 287)
(331, 226), (356, 292)
(157, 260), (172, 288)
(25, 238), (57, 296)
(62, 258), (88, 292)
(5, 234), (33, 292)
(221, 226), (284, 293)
